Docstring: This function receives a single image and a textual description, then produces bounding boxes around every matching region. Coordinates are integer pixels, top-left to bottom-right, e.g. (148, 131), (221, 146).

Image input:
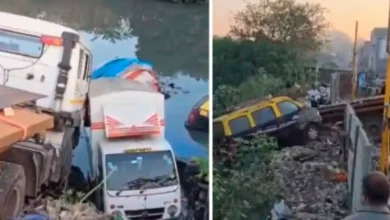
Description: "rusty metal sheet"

(0, 85), (46, 109)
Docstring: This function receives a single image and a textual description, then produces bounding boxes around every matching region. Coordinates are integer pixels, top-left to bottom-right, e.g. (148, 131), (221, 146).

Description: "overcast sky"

(213, 0), (389, 40)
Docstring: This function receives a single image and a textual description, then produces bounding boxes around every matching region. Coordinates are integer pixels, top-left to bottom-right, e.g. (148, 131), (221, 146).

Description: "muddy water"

(1, 1), (209, 218)
(0, 0), (209, 171)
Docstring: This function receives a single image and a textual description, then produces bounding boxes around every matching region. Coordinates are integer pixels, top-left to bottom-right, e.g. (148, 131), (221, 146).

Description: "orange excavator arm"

(379, 0), (390, 174)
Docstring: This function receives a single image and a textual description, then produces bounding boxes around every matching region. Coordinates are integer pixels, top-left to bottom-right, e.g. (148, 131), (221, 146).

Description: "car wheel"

(305, 123), (319, 141)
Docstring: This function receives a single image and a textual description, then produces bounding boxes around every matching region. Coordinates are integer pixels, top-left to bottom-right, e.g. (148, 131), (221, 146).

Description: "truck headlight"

(167, 205), (178, 217)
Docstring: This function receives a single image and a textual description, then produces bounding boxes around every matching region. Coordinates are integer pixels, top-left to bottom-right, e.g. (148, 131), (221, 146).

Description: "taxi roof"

(213, 96), (292, 122)
(200, 98), (209, 111)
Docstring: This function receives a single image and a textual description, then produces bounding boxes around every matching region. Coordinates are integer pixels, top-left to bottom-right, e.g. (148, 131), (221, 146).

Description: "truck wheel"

(84, 97), (91, 127)
(0, 162), (26, 219)
(304, 123), (319, 142)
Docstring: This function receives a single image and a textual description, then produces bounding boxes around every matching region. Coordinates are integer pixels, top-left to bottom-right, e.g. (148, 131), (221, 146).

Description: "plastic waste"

(271, 200), (293, 220)
(13, 213), (50, 220)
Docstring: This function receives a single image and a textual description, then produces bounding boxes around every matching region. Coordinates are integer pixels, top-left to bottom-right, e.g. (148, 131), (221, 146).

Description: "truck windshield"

(0, 30), (43, 58)
(105, 150), (178, 191)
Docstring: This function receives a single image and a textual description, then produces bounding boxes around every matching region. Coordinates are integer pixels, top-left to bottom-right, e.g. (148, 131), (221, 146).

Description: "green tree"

(213, 37), (311, 89)
(230, 0), (329, 52)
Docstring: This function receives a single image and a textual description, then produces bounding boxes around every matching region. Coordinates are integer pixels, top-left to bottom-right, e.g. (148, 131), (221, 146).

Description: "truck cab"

(0, 11), (92, 131)
(98, 138), (181, 219)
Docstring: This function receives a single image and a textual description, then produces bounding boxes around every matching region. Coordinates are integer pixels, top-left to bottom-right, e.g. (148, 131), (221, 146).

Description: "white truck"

(0, 12), (91, 218)
(87, 78), (182, 219)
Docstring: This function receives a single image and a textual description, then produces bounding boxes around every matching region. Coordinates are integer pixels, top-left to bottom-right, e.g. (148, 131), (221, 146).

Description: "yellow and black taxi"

(213, 96), (322, 146)
(185, 95), (209, 132)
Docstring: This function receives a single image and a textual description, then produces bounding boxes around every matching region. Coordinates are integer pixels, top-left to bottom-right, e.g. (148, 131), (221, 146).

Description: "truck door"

(75, 45), (91, 103)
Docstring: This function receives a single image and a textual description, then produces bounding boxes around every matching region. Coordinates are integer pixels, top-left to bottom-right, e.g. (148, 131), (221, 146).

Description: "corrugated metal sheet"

(0, 85), (45, 109)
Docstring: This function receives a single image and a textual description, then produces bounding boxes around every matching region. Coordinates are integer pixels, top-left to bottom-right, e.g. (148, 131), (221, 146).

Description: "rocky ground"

(272, 132), (350, 220)
(15, 192), (114, 220)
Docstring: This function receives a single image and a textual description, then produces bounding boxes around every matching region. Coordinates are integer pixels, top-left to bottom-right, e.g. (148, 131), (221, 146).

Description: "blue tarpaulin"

(13, 214), (50, 220)
(91, 58), (153, 80)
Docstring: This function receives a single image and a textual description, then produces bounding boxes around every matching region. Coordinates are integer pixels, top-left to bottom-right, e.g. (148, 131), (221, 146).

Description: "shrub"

(213, 135), (284, 219)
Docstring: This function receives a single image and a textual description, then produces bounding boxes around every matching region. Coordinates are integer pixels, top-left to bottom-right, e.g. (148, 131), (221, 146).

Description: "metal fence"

(345, 104), (375, 212)
(319, 71), (352, 100)
(330, 72), (341, 104)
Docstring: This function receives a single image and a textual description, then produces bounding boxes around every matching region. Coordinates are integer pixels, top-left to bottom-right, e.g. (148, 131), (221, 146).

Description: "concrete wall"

(345, 104), (374, 213)
(317, 70), (352, 100)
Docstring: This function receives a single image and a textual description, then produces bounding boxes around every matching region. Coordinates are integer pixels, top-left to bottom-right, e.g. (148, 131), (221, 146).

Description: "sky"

(213, 0), (389, 40)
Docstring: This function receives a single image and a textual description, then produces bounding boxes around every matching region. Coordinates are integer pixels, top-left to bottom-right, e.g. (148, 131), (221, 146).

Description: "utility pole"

(351, 21), (359, 100)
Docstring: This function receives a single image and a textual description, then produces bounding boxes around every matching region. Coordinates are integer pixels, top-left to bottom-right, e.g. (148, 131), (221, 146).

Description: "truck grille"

(124, 207), (165, 220)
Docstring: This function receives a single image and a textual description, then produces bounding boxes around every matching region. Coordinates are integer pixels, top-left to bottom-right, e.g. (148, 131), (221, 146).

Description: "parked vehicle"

(185, 95), (209, 132)
(307, 83), (330, 108)
(213, 96), (322, 146)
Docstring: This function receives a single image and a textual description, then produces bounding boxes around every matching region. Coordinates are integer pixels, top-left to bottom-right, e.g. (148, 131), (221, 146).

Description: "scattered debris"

(272, 133), (349, 220)
(306, 83), (331, 108)
(15, 197), (113, 220)
(271, 200), (293, 220)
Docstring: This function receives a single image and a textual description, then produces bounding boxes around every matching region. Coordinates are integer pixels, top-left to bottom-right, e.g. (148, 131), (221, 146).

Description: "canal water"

(0, 0), (209, 174)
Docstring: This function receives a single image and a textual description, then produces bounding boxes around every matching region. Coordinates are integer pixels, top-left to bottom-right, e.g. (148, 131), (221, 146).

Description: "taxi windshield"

(105, 150), (178, 191)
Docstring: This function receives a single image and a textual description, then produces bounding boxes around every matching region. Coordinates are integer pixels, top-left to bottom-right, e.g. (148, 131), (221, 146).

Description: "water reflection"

(1, 0), (208, 78)
(0, 0), (208, 174)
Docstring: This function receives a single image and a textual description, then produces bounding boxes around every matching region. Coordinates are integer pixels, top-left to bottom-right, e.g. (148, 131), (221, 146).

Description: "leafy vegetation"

(213, 136), (283, 219)
(230, 0), (329, 51)
(193, 157), (209, 182)
(213, 0), (330, 219)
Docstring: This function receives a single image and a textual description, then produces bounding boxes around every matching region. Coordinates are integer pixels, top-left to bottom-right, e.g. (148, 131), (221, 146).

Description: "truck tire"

(0, 161), (26, 219)
(84, 97), (91, 127)
(72, 127), (80, 148)
(304, 122), (320, 142)
(53, 116), (65, 132)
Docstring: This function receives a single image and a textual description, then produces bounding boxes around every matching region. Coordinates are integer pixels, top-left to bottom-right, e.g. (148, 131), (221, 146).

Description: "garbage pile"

(15, 197), (114, 220)
(271, 136), (349, 220)
(306, 83), (331, 108)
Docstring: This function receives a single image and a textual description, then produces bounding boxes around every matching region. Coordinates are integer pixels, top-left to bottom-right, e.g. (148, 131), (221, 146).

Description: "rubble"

(272, 136), (349, 220)
(15, 196), (114, 220)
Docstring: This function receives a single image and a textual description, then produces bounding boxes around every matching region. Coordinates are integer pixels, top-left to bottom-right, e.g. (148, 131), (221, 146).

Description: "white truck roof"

(100, 137), (173, 155)
(88, 78), (167, 169)
(0, 11), (77, 37)
(89, 78), (157, 98)
(89, 78), (164, 139)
